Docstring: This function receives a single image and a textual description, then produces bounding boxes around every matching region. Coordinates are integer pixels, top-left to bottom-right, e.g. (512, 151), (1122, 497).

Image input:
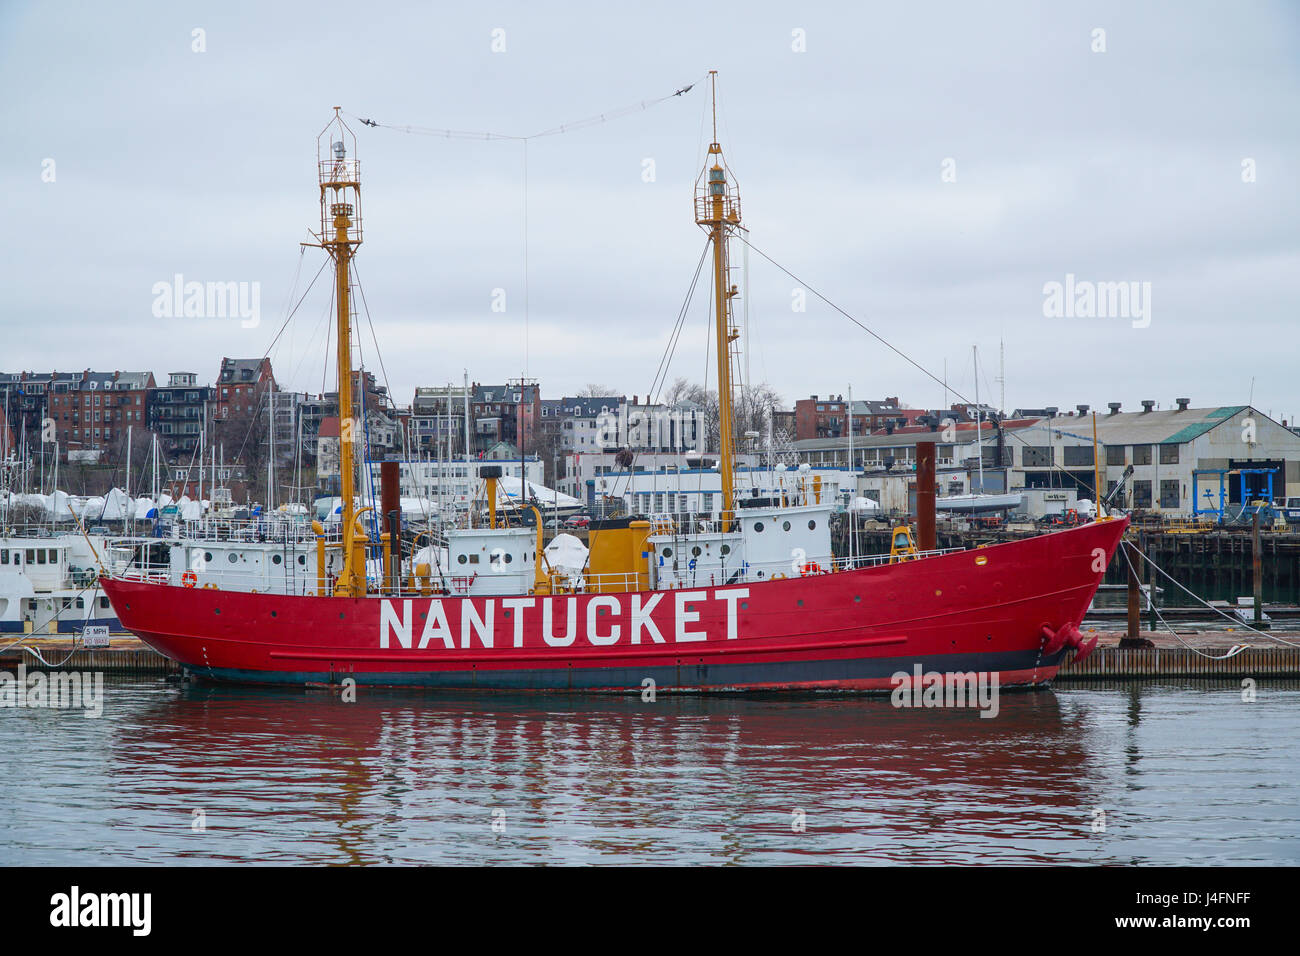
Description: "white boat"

(935, 492), (1025, 513)
(0, 532), (130, 635)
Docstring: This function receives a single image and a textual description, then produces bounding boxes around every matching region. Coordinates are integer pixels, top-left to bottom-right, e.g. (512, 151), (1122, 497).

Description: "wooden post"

(1120, 539), (1145, 648)
(380, 459), (400, 593)
(1147, 532), (1158, 631)
(1253, 513), (1263, 625)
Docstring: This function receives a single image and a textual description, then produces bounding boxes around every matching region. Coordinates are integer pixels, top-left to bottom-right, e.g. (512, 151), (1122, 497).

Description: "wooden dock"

(0, 636), (178, 675)
(1056, 629), (1300, 679)
(4, 630), (1297, 680)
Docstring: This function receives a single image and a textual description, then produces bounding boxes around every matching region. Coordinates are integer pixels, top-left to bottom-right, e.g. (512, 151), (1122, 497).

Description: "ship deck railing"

(107, 544), (969, 597)
(170, 516), (323, 545)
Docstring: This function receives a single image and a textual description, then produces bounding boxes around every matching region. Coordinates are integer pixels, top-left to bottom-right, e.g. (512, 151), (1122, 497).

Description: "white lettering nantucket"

(586, 595), (622, 645)
(378, 590), (760, 651)
(675, 591), (708, 642)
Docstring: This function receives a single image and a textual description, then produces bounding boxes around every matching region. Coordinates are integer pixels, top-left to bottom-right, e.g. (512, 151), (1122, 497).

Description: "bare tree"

(214, 406), (269, 504)
(534, 415), (567, 486)
(661, 378), (784, 454)
(577, 384), (621, 398)
(735, 383), (783, 437)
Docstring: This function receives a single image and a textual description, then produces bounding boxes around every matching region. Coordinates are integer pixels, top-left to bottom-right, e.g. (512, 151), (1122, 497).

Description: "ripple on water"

(0, 679), (1297, 864)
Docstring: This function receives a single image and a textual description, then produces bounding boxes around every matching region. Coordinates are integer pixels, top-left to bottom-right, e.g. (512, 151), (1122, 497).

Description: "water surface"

(1, 678), (1295, 865)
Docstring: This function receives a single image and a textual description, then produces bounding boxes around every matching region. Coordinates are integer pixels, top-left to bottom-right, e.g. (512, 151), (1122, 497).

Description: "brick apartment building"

(149, 372), (214, 462)
(471, 381), (541, 456)
(794, 394), (906, 440)
(215, 357), (275, 420)
(22, 370), (155, 461)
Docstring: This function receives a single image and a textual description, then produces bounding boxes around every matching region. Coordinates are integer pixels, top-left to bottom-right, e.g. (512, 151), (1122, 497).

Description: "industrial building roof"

(1040, 406), (1247, 445)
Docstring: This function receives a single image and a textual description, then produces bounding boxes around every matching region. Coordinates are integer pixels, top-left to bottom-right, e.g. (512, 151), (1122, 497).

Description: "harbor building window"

(982, 446), (1010, 467)
(1106, 445), (1125, 466)
(1159, 444), (1179, 464)
(1063, 446), (1094, 466)
(1133, 480), (1153, 509)
(1132, 444), (1152, 466)
(1160, 480), (1180, 509)
(1022, 445), (1053, 467)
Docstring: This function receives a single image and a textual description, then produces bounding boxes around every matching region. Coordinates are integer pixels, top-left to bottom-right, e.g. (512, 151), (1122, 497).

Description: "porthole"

(754, 522), (764, 533)
(272, 554), (282, 565)
(457, 554), (468, 565)
(720, 545), (731, 555)
(783, 521), (792, 532)
(663, 548), (673, 558)
(228, 553), (239, 564)
(204, 551), (213, 563)
(298, 555), (307, 566)
(691, 546), (702, 557)
(808, 520), (816, 530)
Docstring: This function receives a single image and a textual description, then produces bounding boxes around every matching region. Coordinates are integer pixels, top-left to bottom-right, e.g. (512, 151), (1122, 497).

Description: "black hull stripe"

(189, 648), (1063, 691)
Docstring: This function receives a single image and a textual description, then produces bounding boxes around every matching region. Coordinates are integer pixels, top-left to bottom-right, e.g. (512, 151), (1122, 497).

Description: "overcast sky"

(3, 1), (1297, 422)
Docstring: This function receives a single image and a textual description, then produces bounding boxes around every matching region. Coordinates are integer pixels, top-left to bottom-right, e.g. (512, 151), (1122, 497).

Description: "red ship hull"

(101, 518), (1127, 691)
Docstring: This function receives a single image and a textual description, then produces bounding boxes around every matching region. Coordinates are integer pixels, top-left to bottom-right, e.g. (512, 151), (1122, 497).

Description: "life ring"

(801, 562), (825, 576)
(182, 571), (198, 588)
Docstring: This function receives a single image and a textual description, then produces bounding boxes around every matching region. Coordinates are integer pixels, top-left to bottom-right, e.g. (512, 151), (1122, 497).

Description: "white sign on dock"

(82, 625), (110, 648)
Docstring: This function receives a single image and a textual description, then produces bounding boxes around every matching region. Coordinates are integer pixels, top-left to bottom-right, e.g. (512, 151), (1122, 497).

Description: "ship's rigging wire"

(734, 233), (1100, 497)
(350, 261), (440, 532)
(592, 238), (710, 523)
(351, 78), (704, 424)
(218, 254), (334, 496)
(262, 252), (330, 361)
(1123, 540), (1300, 651)
(348, 78), (703, 142)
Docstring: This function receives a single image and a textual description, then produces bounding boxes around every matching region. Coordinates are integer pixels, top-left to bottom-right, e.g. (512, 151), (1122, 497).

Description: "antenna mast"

(308, 108), (367, 596)
(695, 71), (743, 529)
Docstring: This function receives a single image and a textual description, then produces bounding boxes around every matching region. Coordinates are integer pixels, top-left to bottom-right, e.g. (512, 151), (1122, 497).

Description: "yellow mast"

(695, 71), (742, 529)
(310, 108), (368, 596)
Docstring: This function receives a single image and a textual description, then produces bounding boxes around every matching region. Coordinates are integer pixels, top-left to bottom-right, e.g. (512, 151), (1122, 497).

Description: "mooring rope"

(1123, 540), (1300, 652)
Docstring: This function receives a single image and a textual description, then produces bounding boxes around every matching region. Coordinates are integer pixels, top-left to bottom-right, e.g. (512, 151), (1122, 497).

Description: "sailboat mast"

(696, 71), (742, 529)
(973, 345), (984, 493)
